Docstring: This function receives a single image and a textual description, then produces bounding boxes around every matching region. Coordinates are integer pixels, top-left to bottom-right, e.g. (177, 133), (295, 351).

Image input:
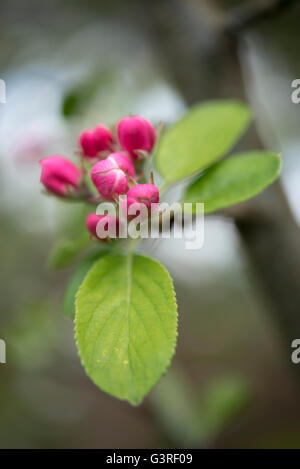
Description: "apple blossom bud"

(124, 183), (159, 218)
(90, 153), (135, 200)
(107, 152), (135, 178)
(86, 213), (119, 240)
(39, 155), (81, 197)
(117, 116), (156, 159)
(79, 125), (113, 159)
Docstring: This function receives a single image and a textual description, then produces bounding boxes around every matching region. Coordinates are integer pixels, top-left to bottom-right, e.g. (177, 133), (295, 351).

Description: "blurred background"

(1, 0), (300, 449)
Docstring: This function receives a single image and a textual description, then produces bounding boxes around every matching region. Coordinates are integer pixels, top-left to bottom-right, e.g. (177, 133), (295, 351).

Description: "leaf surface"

(75, 254), (177, 405)
(155, 100), (251, 184)
(183, 151), (281, 213)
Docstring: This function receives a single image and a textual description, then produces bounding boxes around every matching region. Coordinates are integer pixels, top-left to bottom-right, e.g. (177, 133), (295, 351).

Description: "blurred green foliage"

(151, 369), (252, 447)
(63, 250), (108, 318)
(62, 71), (115, 119)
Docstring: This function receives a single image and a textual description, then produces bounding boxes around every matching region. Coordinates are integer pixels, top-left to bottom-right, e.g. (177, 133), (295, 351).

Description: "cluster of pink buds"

(39, 115), (159, 241)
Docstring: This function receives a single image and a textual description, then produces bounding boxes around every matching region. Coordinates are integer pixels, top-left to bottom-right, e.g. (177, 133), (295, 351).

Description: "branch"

(225, 0), (299, 35)
(144, 0), (300, 369)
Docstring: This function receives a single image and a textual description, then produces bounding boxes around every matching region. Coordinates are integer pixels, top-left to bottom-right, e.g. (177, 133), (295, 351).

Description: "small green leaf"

(62, 82), (98, 119)
(183, 151), (281, 214)
(199, 377), (252, 436)
(48, 204), (94, 270)
(63, 251), (107, 319)
(155, 100), (251, 184)
(75, 254), (178, 405)
(62, 91), (82, 118)
(48, 235), (90, 270)
(61, 70), (115, 119)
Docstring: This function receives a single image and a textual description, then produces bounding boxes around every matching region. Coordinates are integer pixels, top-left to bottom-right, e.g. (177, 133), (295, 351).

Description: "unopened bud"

(79, 125), (113, 159)
(39, 155), (81, 197)
(86, 213), (119, 240)
(90, 153), (135, 200)
(117, 116), (156, 159)
(124, 183), (159, 218)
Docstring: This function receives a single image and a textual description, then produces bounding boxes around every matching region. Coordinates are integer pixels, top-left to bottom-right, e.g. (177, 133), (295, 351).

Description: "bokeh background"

(1, 0), (300, 449)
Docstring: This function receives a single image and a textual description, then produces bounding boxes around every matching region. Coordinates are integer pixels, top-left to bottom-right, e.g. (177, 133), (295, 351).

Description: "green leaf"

(155, 100), (251, 184)
(48, 235), (90, 270)
(61, 70), (115, 119)
(183, 151), (281, 214)
(75, 254), (178, 405)
(63, 251), (107, 319)
(48, 204), (93, 270)
(199, 376), (252, 436)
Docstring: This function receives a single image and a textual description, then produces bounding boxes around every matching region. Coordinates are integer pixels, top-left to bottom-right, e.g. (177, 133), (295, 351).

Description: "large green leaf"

(75, 254), (178, 405)
(183, 151), (281, 214)
(155, 100), (251, 184)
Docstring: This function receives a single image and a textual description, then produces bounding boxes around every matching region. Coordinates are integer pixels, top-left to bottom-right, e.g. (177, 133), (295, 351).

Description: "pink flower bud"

(107, 152), (135, 178)
(79, 125), (113, 158)
(86, 213), (119, 240)
(117, 116), (156, 159)
(39, 155), (81, 197)
(124, 183), (159, 218)
(90, 153), (135, 200)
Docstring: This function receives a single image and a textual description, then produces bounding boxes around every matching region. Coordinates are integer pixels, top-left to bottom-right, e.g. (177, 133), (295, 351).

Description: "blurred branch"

(225, 0), (299, 35)
(141, 0), (227, 106)
(234, 182), (300, 348)
(144, 0), (300, 366)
